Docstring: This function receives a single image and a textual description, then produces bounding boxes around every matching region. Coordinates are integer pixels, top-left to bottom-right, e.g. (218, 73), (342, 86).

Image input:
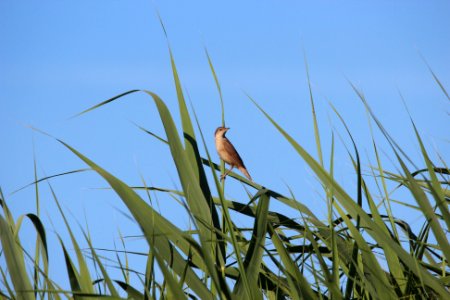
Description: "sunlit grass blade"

(304, 53), (323, 166)
(168, 49), (202, 180)
(369, 127), (401, 239)
(81, 229), (119, 297)
(131, 121), (168, 145)
(420, 54), (450, 101)
(31, 152), (42, 299)
(0, 215), (34, 300)
(71, 90), (140, 119)
(152, 243), (187, 299)
(205, 48), (225, 127)
(328, 133), (340, 289)
(12, 168), (91, 195)
(347, 81), (415, 166)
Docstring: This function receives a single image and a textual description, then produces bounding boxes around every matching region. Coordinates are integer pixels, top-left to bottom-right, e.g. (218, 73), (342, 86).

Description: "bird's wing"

(224, 139), (245, 167)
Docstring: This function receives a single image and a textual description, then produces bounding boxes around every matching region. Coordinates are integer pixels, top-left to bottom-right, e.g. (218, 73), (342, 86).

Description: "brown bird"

(215, 126), (252, 181)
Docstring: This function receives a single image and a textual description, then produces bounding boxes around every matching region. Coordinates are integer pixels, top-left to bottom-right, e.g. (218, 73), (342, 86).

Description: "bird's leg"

(220, 166), (234, 181)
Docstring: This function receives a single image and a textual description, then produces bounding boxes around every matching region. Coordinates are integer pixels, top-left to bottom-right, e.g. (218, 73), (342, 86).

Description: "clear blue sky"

(1, 0), (449, 292)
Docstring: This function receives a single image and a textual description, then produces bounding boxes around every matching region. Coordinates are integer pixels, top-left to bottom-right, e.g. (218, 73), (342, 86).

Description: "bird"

(215, 126), (252, 181)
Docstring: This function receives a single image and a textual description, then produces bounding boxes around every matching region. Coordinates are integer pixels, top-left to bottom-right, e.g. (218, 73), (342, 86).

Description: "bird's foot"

(220, 174), (227, 181)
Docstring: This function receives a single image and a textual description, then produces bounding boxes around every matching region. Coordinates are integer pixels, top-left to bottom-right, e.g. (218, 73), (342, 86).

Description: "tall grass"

(0, 51), (449, 299)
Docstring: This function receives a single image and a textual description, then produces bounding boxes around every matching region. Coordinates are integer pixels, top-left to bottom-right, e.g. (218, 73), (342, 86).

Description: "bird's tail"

(238, 166), (252, 181)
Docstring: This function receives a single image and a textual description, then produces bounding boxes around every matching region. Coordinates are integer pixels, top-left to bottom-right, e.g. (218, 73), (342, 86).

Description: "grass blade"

(0, 215), (34, 300)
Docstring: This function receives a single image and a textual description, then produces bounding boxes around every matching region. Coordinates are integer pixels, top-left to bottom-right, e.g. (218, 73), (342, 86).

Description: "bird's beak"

(225, 127), (230, 131)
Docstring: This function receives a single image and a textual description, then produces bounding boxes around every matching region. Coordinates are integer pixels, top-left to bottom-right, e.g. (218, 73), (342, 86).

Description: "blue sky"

(1, 0), (449, 292)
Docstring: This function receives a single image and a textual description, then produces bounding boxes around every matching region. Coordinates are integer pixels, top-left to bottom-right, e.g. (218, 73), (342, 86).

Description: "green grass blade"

(115, 281), (144, 299)
(0, 215), (35, 300)
(149, 241), (187, 299)
(71, 90), (140, 119)
(234, 191), (270, 299)
(421, 55), (450, 101)
(47, 183), (94, 293)
(81, 229), (119, 297)
(12, 168), (91, 195)
(205, 48), (225, 127)
(304, 53), (323, 166)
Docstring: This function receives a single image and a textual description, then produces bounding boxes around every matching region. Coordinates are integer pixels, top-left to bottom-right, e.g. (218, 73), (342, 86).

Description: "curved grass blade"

(304, 52), (323, 166)
(132, 121), (168, 145)
(12, 168), (91, 195)
(70, 90), (140, 119)
(205, 48), (225, 127)
(420, 54), (450, 101)
(58, 236), (82, 295)
(24, 213), (49, 273)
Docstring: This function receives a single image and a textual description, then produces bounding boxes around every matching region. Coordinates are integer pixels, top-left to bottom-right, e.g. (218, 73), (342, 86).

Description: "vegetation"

(0, 50), (449, 299)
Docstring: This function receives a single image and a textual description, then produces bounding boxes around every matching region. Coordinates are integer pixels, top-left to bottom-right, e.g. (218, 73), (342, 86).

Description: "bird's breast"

(215, 138), (234, 165)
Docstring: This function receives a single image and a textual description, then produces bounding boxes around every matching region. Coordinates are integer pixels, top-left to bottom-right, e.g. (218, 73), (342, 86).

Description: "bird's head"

(215, 126), (230, 137)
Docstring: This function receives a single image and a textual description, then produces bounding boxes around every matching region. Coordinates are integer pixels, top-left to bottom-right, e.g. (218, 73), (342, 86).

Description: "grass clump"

(0, 51), (449, 299)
